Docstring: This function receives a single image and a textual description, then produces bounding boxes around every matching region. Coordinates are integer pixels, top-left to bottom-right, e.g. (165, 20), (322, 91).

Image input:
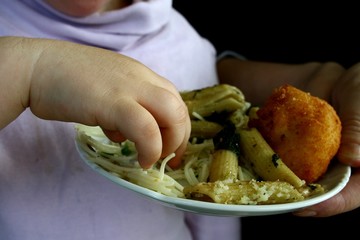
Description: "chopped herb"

(213, 122), (241, 157)
(272, 154), (280, 167)
(205, 111), (231, 125)
(121, 144), (133, 156)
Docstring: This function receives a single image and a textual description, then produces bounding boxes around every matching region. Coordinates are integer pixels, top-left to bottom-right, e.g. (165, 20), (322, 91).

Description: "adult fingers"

(293, 167), (360, 217)
(293, 63), (360, 217)
(332, 63), (360, 167)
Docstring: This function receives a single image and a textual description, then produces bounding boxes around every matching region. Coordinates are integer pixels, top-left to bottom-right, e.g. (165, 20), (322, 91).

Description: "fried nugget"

(249, 84), (342, 183)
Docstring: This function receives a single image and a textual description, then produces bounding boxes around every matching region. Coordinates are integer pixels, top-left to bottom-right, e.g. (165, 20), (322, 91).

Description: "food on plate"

(208, 123), (240, 183)
(249, 84), (342, 183)
(237, 127), (304, 188)
(184, 180), (306, 205)
(181, 83), (246, 119)
(75, 84), (339, 205)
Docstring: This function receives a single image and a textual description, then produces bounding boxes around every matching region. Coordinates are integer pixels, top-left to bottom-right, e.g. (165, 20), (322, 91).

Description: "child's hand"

(0, 37), (191, 169)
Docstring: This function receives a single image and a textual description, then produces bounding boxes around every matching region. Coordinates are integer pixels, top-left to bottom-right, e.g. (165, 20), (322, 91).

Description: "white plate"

(75, 141), (351, 217)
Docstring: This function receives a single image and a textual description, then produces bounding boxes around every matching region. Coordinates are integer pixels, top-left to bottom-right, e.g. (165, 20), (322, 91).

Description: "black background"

(173, 1), (360, 68)
(173, 2), (360, 239)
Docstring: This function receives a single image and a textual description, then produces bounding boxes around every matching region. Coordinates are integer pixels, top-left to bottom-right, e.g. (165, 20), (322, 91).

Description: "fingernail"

(293, 210), (317, 217)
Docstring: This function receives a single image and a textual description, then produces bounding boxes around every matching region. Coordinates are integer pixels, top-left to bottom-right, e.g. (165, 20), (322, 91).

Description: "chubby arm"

(218, 58), (360, 217)
(0, 36), (190, 168)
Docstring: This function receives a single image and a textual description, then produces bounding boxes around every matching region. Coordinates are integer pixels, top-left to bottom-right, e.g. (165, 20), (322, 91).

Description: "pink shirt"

(0, 0), (241, 239)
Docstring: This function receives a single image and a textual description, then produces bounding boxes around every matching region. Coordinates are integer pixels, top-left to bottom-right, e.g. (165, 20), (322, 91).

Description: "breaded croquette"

(249, 84), (342, 183)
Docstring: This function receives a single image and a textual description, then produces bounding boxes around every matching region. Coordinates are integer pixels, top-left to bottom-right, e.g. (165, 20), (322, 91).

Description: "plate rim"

(75, 140), (351, 217)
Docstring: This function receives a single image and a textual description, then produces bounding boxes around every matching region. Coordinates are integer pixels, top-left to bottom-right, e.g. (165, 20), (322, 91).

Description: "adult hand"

(217, 58), (360, 216)
(294, 62), (360, 217)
